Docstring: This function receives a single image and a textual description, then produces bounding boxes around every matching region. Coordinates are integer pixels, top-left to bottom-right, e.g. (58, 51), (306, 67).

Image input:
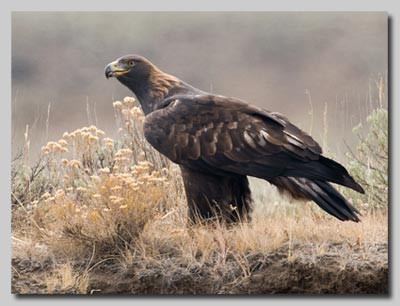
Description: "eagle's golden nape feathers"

(105, 54), (364, 224)
(148, 70), (182, 101)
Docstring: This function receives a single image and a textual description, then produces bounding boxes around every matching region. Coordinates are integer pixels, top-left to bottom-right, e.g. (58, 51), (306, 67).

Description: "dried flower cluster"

(29, 97), (183, 248)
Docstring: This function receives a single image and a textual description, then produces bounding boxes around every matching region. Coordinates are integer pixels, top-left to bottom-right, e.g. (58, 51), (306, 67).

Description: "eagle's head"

(105, 54), (153, 81)
(105, 54), (182, 114)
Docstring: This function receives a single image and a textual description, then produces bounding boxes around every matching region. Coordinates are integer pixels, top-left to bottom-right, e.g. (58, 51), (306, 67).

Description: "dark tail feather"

(286, 156), (365, 194)
(270, 177), (361, 222)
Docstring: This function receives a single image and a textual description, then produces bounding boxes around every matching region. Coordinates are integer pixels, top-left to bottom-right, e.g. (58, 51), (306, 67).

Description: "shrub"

(12, 97), (184, 257)
(346, 107), (388, 211)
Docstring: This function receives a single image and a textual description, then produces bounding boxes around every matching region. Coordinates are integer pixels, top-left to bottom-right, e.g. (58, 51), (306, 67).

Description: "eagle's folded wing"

(143, 94), (363, 194)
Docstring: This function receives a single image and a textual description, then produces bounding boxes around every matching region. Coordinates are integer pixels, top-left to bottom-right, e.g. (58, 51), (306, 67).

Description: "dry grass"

(11, 96), (388, 294)
(12, 201), (388, 294)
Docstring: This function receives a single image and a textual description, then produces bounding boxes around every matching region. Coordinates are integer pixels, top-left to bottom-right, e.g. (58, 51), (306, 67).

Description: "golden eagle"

(105, 55), (364, 223)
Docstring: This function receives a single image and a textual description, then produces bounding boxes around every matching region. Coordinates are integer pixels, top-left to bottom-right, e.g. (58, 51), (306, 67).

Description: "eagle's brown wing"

(143, 94), (362, 192)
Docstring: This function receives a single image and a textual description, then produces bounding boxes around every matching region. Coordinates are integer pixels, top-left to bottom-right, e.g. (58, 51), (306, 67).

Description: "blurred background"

(12, 12), (387, 160)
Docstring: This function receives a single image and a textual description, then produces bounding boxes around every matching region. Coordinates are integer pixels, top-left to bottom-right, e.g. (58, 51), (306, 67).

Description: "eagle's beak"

(105, 60), (129, 79)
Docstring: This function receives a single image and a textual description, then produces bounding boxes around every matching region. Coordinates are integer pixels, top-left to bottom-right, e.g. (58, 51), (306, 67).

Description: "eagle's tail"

(269, 177), (361, 222)
(285, 155), (365, 194)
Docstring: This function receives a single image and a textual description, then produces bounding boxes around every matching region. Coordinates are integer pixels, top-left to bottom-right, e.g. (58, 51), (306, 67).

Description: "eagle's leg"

(180, 166), (252, 223)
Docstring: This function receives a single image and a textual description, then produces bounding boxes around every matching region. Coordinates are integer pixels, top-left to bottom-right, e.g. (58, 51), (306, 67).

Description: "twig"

(305, 89), (314, 135)
(11, 236), (29, 244)
(86, 96), (92, 125)
(45, 102), (51, 142)
(85, 244), (96, 272)
(344, 142), (387, 176)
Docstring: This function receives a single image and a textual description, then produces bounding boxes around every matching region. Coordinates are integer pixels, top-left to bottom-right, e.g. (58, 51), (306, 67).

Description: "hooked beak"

(105, 60), (130, 79)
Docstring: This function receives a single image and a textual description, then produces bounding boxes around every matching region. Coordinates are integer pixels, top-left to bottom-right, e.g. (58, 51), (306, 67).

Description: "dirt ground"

(12, 241), (388, 295)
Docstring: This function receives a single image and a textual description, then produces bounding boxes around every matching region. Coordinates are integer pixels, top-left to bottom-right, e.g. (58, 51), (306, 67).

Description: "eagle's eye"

(128, 61), (135, 67)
